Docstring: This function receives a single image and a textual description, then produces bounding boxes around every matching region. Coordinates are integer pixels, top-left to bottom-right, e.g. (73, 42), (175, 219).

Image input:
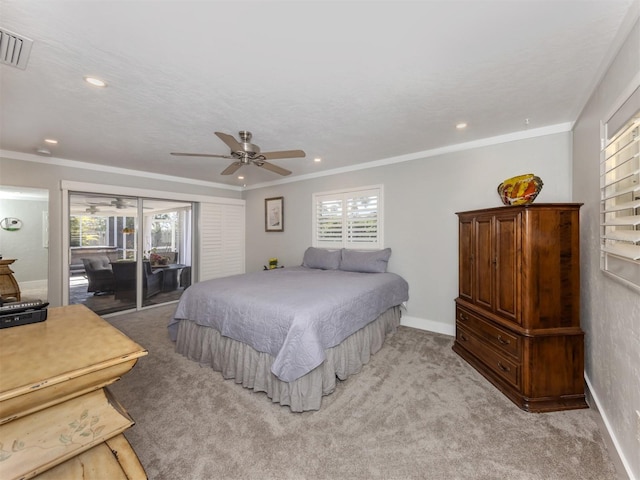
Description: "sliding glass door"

(140, 198), (192, 308)
(68, 193), (192, 315)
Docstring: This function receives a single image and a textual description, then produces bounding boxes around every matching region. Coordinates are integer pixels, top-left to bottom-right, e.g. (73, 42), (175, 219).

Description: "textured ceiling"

(0, 1), (636, 188)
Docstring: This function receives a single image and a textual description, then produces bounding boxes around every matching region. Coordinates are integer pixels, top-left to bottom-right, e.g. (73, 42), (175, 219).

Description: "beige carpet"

(108, 305), (620, 480)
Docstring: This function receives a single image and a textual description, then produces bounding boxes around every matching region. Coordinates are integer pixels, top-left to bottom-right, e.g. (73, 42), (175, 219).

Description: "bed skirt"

(174, 305), (401, 412)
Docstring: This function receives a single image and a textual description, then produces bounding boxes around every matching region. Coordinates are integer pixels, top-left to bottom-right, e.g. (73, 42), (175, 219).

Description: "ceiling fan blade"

(259, 149), (306, 160)
(258, 161), (291, 176)
(171, 152), (232, 159)
(221, 162), (243, 175)
(215, 132), (243, 151)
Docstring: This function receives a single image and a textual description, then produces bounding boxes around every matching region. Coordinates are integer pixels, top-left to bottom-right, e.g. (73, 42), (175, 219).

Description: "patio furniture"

(152, 263), (187, 292)
(111, 261), (164, 300)
(144, 261), (164, 297)
(179, 266), (192, 289)
(71, 247), (119, 276)
(81, 256), (115, 295)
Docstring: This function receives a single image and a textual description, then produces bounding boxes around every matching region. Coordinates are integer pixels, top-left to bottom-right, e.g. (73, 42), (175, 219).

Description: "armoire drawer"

(456, 325), (521, 389)
(456, 307), (521, 359)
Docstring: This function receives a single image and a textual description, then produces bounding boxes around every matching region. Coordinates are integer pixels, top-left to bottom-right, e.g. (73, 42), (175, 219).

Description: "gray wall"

(244, 132), (572, 333)
(572, 15), (640, 480)
(0, 198), (48, 282)
(0, 155), (242, 306)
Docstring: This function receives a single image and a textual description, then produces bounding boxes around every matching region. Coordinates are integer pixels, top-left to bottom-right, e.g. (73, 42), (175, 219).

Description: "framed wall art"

(265, 196), (284, 232)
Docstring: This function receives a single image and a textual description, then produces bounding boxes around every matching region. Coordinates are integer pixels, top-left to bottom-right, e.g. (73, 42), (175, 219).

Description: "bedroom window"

(600, 86), (640, 290)
(313, 185), (383, 250)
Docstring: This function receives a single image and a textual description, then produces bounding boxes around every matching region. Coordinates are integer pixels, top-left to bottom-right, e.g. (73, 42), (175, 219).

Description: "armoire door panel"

(494, 212), (520, 323)
(458, 217), (474, 302)
(474, 216), (493, 310)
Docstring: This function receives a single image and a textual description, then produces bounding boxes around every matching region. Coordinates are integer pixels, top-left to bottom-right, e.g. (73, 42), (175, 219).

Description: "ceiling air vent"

(0, 28), (33, 69)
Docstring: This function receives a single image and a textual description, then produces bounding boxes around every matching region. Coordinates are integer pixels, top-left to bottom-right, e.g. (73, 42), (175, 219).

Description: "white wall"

(0, 198), (48, 282)
(572, 13), (640, 480)
(244, 131), (573, 334)
(0, 154), (242, 306)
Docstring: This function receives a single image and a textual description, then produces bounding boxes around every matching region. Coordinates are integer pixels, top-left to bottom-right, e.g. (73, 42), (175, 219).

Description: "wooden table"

(0, 259), (20, 301)
(0, 304), (148, 479)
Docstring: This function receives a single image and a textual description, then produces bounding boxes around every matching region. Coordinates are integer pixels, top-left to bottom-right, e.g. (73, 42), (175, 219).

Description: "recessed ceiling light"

(314, 157), (322, 163)
(84, 76), (107, 87)
(44, 138), (58, 144)
(237, 175), (245, 180)
(456, 123), (467, 129)
(35, 147), (51, 156)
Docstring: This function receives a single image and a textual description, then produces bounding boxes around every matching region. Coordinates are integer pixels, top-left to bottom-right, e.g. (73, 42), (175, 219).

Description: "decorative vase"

(497, 174), (543, 206)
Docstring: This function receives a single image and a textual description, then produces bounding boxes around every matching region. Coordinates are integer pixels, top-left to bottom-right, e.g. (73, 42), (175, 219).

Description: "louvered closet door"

(199, 202), (245, 281)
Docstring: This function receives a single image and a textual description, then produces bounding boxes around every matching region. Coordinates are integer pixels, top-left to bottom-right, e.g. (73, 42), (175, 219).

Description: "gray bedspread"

(169, 266), (409, 382)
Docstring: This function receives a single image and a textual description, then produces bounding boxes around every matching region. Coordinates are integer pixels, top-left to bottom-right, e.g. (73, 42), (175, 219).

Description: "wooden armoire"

(452, 203), (588, 412)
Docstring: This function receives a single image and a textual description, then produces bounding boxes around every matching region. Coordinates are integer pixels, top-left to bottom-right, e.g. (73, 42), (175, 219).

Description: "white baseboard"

(584, 373), (636, 480)
(400, 315), (455, 337)
(17, 279), (48, 291)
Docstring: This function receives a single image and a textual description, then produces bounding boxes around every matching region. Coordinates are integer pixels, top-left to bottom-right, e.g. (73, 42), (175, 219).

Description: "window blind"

(313, 186), (383, 249)
(600, 92), (640, 288)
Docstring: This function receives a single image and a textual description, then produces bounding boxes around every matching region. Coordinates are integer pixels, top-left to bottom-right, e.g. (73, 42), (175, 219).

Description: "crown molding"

(244, 123), (573, 190)
(2, 123), (571, 193)
(0, 150), (243, 192)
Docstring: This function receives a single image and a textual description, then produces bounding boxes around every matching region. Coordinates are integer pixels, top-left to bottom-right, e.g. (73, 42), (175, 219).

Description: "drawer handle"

(497, 335), (510, 345)
(497, 361), (510, 372)
(460, 334), (468, 342)
(459, 313), (468, 321)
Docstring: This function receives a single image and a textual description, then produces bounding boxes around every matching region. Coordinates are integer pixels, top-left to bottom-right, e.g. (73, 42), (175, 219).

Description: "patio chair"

(82, 256), (115, 295)
(112, 261), (164, 300)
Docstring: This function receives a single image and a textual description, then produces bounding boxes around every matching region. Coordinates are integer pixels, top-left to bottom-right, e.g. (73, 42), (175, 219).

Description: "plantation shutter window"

(600, 86), (640, 289)
(315, 195), (343, 248)
(313, 186), (383, 250)
(347, 190), (379, 245)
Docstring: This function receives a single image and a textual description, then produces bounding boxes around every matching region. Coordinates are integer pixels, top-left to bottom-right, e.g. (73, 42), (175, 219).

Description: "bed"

(168, 247), (409, 411)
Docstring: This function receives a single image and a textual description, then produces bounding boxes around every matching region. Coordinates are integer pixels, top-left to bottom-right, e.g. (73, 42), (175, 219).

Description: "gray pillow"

(302, 247), (342, 270)
(339, 248), (392, 273)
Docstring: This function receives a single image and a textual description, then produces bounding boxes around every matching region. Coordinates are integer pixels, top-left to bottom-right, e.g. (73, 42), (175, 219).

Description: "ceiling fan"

(109, 197), (136, 209)
(85, 197), (143, 209)
(171, 131), (306, 176)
